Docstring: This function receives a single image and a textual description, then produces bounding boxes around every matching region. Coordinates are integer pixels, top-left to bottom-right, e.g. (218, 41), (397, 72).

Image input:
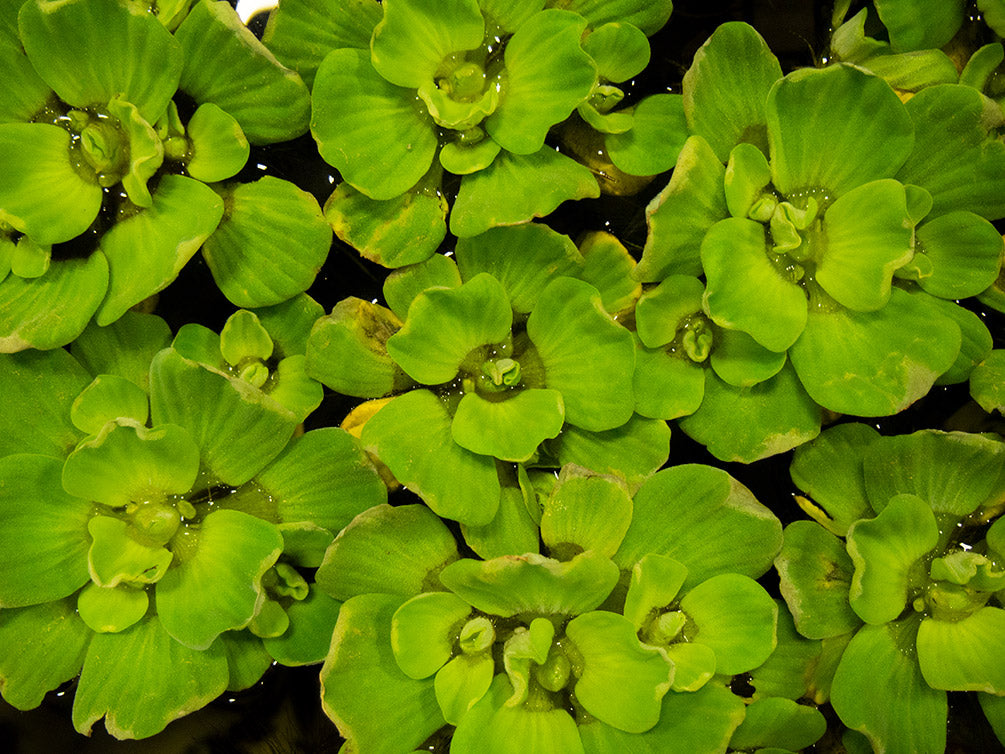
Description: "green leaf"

(263, 585), (341, 666)
(817, 179), (914, 312)
(0, 44), (51, 124)
(557, 0), (672, 36)
(219, 629), (273, 690)
(0, 347), (90, 457)
(202, 176), (330, 308)
(455, 224), (583, 314)
(71, 311), (172, 392)
(157, 509), (283, 649)
(0, 454), (92, 607)
(325, 181), (448, 269)
(260, 0), (382, 88)
(62, 421), (200, 509)
(383, 255), (460, 319)
(577, 680), (745, 754)
(577, 231), (640, 317)
(106, 96), (163, 209)
(185, 102), (250, 182)
(95, 174), (224, 327)
(875, 0), (964, 51)
(917, 608), (1005, 692)
(914, 211), (1004, 299)
(320, 593), (444, 754)
(19, 0), (182, 124)
(252, 293), (323, 359)
(0, 123), (102, 245)
(682, 22), (782, 162)
(0, 252), (110, 352)
(702, 217), (807, 353)
(86, 515), (173, 588)
(623, 553), (688, 630)
(776, 522), (859, 640)
(439, 551), (620, 617)
(76, 582), (149, 634)
(846, 494), (938, 625)
(863, 430), (1005, 518)
(606, 93), (688, 177)
(681, 573), (778, 674)
(584, 22), (650, 82)
(451, 674), (584, 754)
(486, 10), (596, 154)
(363, 391), (501, 526)
(789, 287), (961, 416)
(388, 272), (512, 384)
(972, 349), (1005, 414)
(637, 135), (728, 281)
(728, 696), (827, 752)
(315, 504), (459, 601)
(749, 600), (823, 700)
(566, 610), (673, 733)
(635, 275), (704, 344)
(175, 0), (310, 143)
(546, 414), (671, 488)
(724, 141), (772, 219)
(789, 423), (880, 536)
(370, 0), (484, 89)
(615, 464), (783, 589)
(709, 328), (787, 388)
(830, 618), (947, 754)
(391, 591), (472, 679)
(0, 598), (90, 710)
(460, 465), (541, 559)
(527, 276), (635, 432)
(312, 47), (437, 199)
(678, 363), (822, 464)
(306, 297), (409, 398)
(980, 691), (1005, 745)
(452, 389), (565, 462)
(541, 469), (633, 559)
(150, 348), (298, 486)
(768, 64), (913, 198)
(72, 615), (229, 739)
(897, 84), (1005, 221)
(450, 147), (600, 237)
(633, 344), (706, 420)
(256, 427), (387, 534)
(435, 652), (495, 725)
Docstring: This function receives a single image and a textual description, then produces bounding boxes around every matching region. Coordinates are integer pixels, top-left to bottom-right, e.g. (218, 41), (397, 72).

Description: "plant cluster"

(0, 0), (1002, 752)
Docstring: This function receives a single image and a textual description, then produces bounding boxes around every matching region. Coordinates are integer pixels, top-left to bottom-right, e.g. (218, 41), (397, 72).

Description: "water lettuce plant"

(0, 303), (387, 739)
(633, 21), (1004, 462)
(0, 0), (330, 351)
(775, 423), (1005, 752)
(315, 463), (806, 753)
(263, 0), (672, 266)
(306, 224), (671, 531)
